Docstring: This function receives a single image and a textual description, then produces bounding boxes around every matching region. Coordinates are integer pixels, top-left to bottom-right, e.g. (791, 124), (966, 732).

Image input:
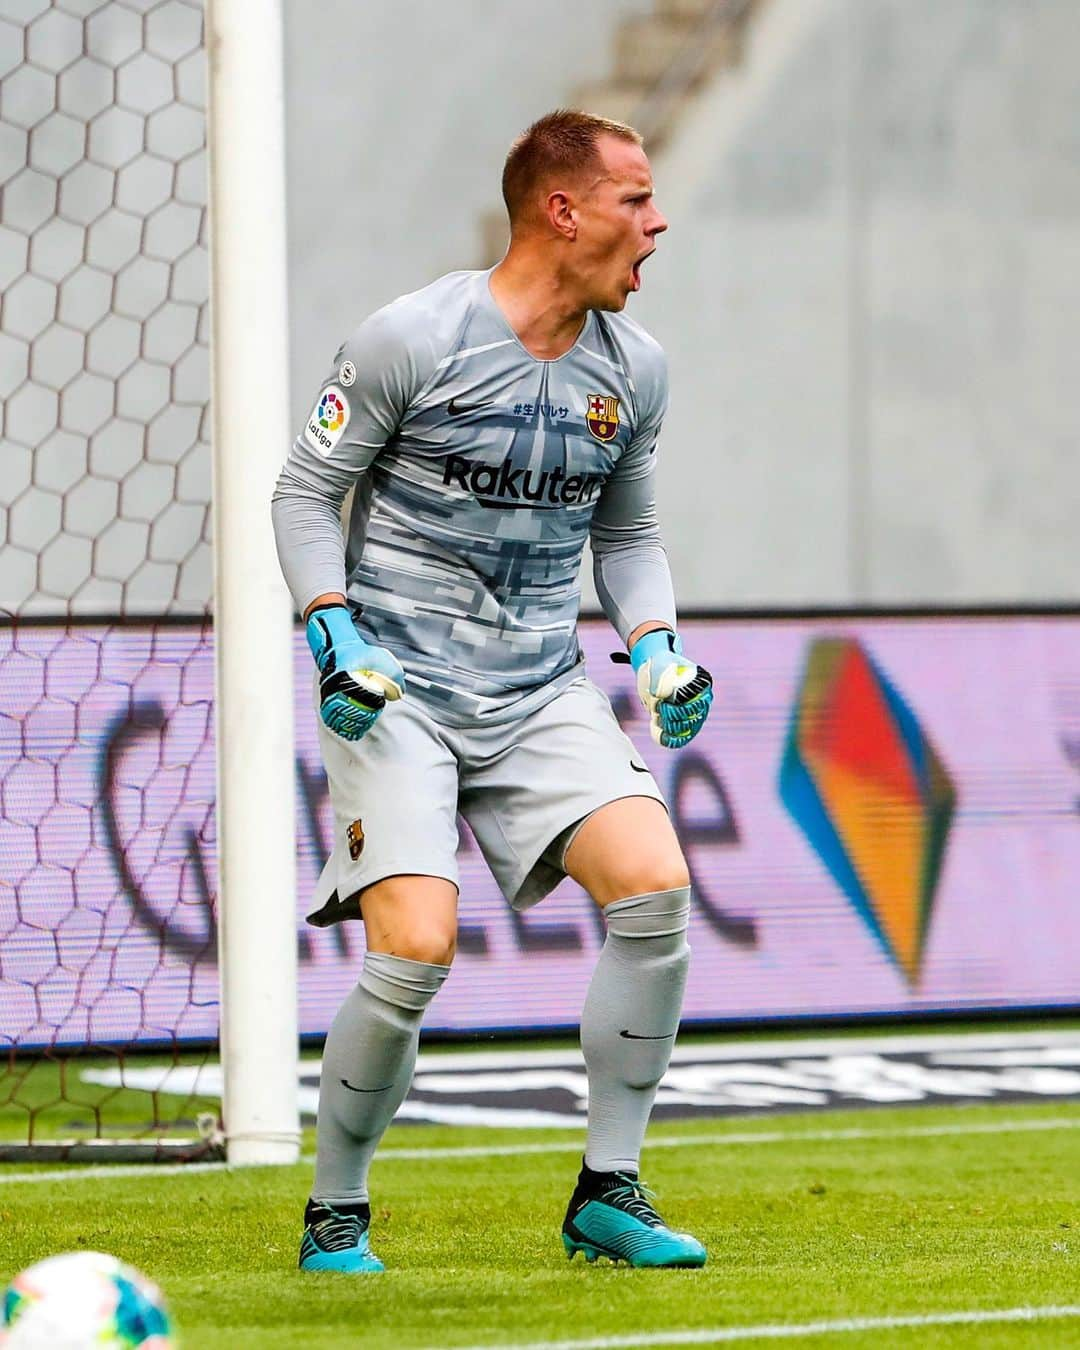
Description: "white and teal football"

(0, 1250), (173, 1349)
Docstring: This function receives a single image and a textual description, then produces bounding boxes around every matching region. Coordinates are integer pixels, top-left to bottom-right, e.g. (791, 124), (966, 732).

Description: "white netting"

(1, 0), (219, 1159)
(1, 0), (210, 617)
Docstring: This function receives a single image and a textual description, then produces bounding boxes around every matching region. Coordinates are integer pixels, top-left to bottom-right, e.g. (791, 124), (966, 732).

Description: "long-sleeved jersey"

(272, 269), (676, 726)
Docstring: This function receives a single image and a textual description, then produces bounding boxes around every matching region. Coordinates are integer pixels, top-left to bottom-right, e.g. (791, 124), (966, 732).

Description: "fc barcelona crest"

(585, 393), (620, 443)
(346, 819), (365, 861)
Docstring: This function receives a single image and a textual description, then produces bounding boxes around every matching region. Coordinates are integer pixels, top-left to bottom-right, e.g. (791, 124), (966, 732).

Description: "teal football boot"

(562, 1165), (706, 1268)
(298, 1199), (385, 1273)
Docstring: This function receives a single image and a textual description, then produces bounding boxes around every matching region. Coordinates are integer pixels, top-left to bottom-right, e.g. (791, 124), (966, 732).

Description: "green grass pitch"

(3, 1101), (1080, 1347)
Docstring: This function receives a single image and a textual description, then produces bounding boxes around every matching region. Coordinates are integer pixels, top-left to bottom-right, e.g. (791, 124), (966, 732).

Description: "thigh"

(359, 874), (459, 966)
(317, 693), (462, 905)
(459, 678), (668, 909)
(563, 795), (689, 909)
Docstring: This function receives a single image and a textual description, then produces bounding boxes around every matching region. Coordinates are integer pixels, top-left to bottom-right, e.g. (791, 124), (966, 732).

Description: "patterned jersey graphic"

(778, 637), (957, 985)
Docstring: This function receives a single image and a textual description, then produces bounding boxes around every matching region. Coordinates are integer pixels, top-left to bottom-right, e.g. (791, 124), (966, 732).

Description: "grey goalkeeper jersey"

(272, 268), (676, 726)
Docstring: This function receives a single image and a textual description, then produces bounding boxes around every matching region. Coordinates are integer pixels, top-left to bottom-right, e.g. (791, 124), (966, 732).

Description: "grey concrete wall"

(283, 0), (653, 433)
(633, 0), (1080, 605)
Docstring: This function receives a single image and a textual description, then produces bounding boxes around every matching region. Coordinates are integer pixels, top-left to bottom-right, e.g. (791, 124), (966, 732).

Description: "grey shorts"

(310, 676), (666, 916)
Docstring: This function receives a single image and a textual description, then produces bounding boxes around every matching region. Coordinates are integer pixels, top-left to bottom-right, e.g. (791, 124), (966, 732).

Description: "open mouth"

(630, 248), (655, 291)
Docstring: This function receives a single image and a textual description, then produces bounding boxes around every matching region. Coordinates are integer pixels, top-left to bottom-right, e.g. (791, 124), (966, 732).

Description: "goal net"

(1, 0), (253, 1163)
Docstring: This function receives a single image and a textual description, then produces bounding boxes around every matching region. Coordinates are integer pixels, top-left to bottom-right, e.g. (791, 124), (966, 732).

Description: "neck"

(488, 246), (589, 360)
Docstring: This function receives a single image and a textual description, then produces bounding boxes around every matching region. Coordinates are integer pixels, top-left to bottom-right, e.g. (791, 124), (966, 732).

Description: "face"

(569, 136), (668, 311)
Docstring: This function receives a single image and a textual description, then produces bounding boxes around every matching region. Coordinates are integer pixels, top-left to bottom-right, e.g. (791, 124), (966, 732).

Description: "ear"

(546, 190), (577, 241)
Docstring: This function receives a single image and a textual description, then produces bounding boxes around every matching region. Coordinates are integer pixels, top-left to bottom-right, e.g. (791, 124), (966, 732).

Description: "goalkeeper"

(272, 110), (713, 1274)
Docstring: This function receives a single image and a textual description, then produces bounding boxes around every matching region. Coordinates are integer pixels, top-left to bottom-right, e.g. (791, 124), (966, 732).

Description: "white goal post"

(206, 0), (300, 1166)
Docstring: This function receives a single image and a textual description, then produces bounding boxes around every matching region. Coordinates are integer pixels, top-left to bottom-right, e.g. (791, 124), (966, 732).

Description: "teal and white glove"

(306, 604), (404, 742)
(629, 629), (714, 748)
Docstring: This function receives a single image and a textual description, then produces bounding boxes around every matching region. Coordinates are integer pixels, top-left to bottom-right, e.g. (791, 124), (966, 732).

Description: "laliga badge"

(305, 386), (350, 455)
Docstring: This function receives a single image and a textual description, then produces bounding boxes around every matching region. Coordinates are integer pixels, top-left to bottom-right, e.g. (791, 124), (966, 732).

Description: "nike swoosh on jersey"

(630, 761), (650, 773)
(619, 1029), (676, 1041)
(341, 1078), (394, 1093)
(447, 397), (493, 415)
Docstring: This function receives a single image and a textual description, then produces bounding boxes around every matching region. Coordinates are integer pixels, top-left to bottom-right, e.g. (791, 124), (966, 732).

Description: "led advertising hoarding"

(2, 614), (1079, 1048)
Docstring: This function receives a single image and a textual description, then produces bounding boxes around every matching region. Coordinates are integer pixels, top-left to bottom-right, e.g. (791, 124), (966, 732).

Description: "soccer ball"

(0, 1250), (173, 1349)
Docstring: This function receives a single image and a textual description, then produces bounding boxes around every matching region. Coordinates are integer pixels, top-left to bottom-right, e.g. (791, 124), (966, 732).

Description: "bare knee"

(359, 874), (458, 967)
(565, 799), (691, 907)
(595, 856), (690, 907)
(622, 857), (691, 900)
(382, 928), (457, 966)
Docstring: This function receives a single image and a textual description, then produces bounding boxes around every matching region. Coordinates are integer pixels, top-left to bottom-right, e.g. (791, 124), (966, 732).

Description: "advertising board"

(3, 614), (1078, 1046)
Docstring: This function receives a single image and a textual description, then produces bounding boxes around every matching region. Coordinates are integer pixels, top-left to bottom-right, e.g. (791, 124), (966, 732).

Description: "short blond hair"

(501, 109), (643, 225)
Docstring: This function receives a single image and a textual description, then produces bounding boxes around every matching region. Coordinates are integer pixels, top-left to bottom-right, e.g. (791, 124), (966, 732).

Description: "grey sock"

(580, 887), (690, 1173)
(313, 951), (449, 1204)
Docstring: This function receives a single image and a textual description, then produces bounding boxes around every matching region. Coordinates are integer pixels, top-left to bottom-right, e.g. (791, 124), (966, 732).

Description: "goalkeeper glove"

(305, 604), (404, 742)
(628, 629), (713, 748)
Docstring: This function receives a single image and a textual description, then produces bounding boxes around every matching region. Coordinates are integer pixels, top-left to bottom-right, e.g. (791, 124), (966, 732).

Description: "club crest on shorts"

(346, 819), (365, 861)
(585, 393), (620, 443)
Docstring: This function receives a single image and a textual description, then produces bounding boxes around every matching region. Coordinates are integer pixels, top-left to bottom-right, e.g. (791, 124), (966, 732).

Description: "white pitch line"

(3, 1112), (1080, 1184)
(0, 1159), (234, 1186)
(411, 1028), (1080, 1074)
(372, 1113), (1080, 1160)
(442, 1305), (1080, 1350)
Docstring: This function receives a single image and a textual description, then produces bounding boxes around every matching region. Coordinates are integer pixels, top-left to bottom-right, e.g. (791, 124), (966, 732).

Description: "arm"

(590, 340), (676, 646)
(272, 310), (417, 738)
(271, 307), (417, 617)
(304, 592), (346, 621)
(589, 446), (677, 649)
(590, 362), (713, 748)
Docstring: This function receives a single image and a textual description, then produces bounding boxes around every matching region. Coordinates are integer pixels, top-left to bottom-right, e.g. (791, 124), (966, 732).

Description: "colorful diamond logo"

(779, 637), (956, 986)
